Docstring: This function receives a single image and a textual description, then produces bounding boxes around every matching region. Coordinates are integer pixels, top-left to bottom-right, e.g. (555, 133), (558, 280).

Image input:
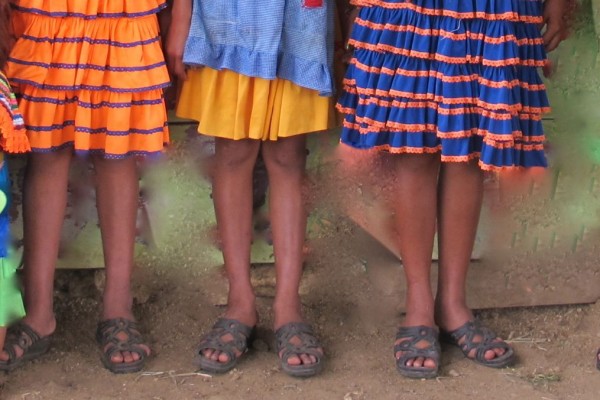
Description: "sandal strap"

(197, 318), (253, 361)
(0, 322), (52, 367)
(96, 318), (148, 360)
(275, 322), (323, 362)
(394, 326), (440, 366)
(5, 322), (42, 362)
(447, 320), (511, 362)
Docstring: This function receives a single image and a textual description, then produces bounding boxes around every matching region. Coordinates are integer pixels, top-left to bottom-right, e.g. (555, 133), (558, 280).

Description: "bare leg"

(92, 155), (149, 365)
(262, 135), (320, 367)
(434, 161), (506, 360)
(390, 154), (440, 370)
(0, 149), (71, 361)
(22, 150), (71, 331)
(203, 138), (261, 364)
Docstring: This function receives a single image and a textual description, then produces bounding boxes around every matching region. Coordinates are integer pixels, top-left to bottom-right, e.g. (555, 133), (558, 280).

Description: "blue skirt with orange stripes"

(336, 0), (550, 170)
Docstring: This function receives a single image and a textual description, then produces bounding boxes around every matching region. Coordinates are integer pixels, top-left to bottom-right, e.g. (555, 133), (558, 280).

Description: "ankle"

(102, 296), (134, 321)
(273, 301), (304, 330)
(227, 289), (256, 310)
(273, 296), (302, 312)
(23, 314), (56, 336)
(224, 291), (257, 323)
(434, 302), (473, 331)
(401, 308), (435, 328)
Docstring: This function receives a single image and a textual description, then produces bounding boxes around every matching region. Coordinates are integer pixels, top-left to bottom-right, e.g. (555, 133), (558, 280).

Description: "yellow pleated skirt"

(176, 68), (335, 140)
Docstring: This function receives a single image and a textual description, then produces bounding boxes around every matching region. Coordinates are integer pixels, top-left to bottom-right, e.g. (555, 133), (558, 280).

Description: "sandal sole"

(194, 356), (238, 375)
(281, 360), (324, 378)
(396, 365), (439, 380)
(101, 357), (146, 374)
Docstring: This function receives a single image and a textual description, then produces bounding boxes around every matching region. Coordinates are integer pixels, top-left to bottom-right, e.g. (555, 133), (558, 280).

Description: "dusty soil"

(1, 225), (600, 400)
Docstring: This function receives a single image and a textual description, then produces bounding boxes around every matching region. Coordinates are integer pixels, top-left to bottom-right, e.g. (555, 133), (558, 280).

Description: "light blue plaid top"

(183, 0), (335, 96)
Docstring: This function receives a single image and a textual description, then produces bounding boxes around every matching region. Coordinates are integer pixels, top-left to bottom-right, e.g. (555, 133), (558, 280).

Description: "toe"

(494, 347), (506, 357)
(139, 343), (151, 357)
(122, 351), (134, 364)
(110, 352), (124, 363)
(202, 349), (214, 359)
(285, 354), (302, 366)
(218, 352), (230, 363)
(210, 350), (221, 361)
(484, 349), (496, 361)
(299, 354), (312, 365)
(413, 357), (425, 368)
(423, 358), (437, 369)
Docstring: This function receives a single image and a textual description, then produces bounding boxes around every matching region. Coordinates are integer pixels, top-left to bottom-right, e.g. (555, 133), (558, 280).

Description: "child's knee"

(215, 140), (260, 170)
(262, 138), (307, 172)
(263, 147), (306, 173)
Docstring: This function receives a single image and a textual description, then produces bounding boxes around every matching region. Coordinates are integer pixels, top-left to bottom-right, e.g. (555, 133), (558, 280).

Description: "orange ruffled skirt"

(177, 68), (335, 140)
(6, 0), (170, 158)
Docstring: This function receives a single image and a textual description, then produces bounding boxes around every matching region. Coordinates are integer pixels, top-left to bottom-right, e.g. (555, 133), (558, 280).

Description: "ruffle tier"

(7, 2), (170, 157)
(351, 0), (544, 23)
(17, 86), (168, 158)
(338, 0), (550, 170)
(9, 10), (169, 92)
(12, 0), (167, 19)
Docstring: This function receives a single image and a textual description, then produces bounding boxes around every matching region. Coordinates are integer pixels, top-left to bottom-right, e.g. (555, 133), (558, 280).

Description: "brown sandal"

(96, 318), (150, 374)
(441, 320), (514, 368)
(275, 322), (324, 378)
(394, 326), (440, 379)
(195, 318), (255, 374)
(0, 322), (52, 371)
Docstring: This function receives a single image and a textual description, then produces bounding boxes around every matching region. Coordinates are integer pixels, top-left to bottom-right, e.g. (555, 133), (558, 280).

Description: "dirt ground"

(3, 2), (600, 400)
(1, 222), (600, 400)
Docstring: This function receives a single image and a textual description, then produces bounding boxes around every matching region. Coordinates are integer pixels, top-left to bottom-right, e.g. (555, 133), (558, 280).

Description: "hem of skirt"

(30, 142), (167, 159)
(195, 129), (324, 141)
(176, 111), (332, 140)
(339, 141), (547, 171)
(183, 40), (333, 96)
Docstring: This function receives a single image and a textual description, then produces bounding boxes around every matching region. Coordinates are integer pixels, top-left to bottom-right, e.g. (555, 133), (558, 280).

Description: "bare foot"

(435, 304), (511, 363)
(394, 325), (440, 378)
(0, 316), (55, 363)
(199, 302), (257, 365)
(273, 303), (323, 370)
(97, 317), (150, 370)
(396, 311), (437, 369)
(101, 303), (150, 367)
